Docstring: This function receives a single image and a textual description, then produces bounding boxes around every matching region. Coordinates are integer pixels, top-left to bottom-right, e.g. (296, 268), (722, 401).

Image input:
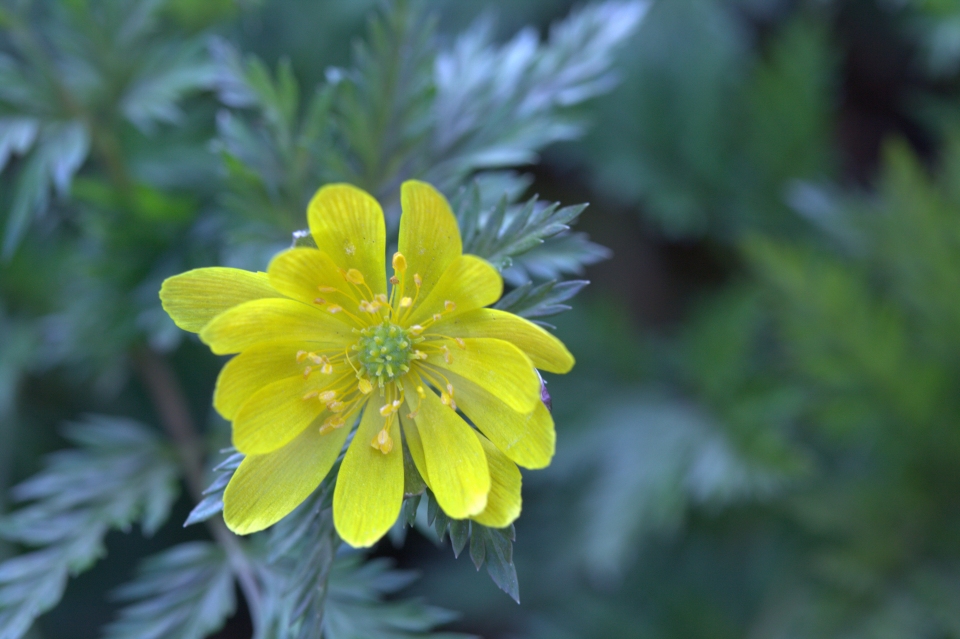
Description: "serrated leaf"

(101, 542), (235, 639)
(0, 416), (180, 639)
(184, 448), (242, 527)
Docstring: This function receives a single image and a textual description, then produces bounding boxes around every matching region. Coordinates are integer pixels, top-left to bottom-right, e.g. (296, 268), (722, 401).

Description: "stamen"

(327, 400), (345, 412)
(400, 296), (412, 308)
(319, 415), (345, 435)
(345, 269), (365, 285)
(442, 345), (452, 364)
(314, 297), (326, 304)
(414, 274), (422, 288)
(303, 390), (319, 400)
(371, 428), (393, 454)
(328, 304), (343, 314)
(302, 366), (313, 378)
(358, 378), (373, 394)
(455, 337), (465, 349)
(392, 252), (407, 272)
(409, 325), (424, 335)
(390, 275), (400, 285)
(296, 350), (308, 363)
(441, 391), (457, 411)
(319, 390), (337, 403)
(444, 300), (456, 312)
(318, 285), (337, 292)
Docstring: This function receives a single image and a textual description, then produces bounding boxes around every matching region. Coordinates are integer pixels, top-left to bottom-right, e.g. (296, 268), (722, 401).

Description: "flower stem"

(132, 348), (264, 631)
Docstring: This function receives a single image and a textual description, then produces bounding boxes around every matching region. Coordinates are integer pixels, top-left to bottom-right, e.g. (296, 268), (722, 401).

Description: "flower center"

(355, 322), (416, 385)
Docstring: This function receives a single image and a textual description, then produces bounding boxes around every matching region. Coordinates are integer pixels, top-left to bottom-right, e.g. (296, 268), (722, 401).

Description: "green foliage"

(0, 0), (215, 257)
(183, 449), (242, 527)
(586, 0), (834, 239)
(102, 542), (236, 639)
(454, 181), (605, 284)
(261, 483), (339, 639)
(323, 555), (472, 639)
(0, 417), (179, 639)
(412, 490), (520, 603)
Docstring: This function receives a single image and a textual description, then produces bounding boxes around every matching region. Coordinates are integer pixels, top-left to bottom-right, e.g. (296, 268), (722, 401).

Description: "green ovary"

(355, 322), (416, 383)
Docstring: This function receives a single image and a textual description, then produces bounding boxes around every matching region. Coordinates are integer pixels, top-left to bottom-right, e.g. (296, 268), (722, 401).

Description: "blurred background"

(3, 0), (960, 637)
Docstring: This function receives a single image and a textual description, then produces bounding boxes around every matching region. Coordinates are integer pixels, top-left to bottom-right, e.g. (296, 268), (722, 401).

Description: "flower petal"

(423, 337), (539, 413)
(223, 420), (350, 535)
(232, 377), (328, 454)
(199, 298), (353, 355)
(308, 184), (387, 296)
(333, 399), (404, 547)
(445, 369), (555, 469)
(408, 377), (489, 518)
(159, 268), (280, 333)
(268, 248), (360, 324)
(398, 181), (462, 301)
(406, 255), (502, 326)
(471, 434), (522, 528)
(436, 308), (574, 374)
(214, 342), (306, 420)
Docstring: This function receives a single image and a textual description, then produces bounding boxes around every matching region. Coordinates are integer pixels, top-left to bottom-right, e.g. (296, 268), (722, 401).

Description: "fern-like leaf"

(0, 416), (179, 639)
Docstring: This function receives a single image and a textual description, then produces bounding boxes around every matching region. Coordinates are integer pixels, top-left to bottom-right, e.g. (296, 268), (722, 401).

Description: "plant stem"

(132, 348), (264, 631)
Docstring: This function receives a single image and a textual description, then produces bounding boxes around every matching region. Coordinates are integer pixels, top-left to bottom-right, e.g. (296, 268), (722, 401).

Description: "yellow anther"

(442, 345), (452, 364)
(303, 390), (319, 400)
(318, 285), (337, 292)
(371, 428), (393, 454)
(321, 362), (334, 374)
(319, 415), (345, 434)
(390, 275), (400, 285)
(455, 337), (466, 349)
(441, 391), (457, 411)
(314, 297), (326, 304)
(302, 366), (313, 378)
(327, 400), (345, 413)
(446, 383), (455, 396)
(433, 314), (442, 322)
(318, 390), (337, 403)
(379, 402), (399, 417)
(409, 325), (424, 335)
(400, 296), (412, 308)
(444, 300), (456, 312)
(345, 269), (365, 285)
(416, 385), (426, 398)
(308, 353), (323, 364)
(328, 304), (343, 314)
(359, 301), (378, 313)
(358, 378), (373, 394)
(414, 273), (422, 288)
(406, 411), (419, 419)
(414, 350), (427, 360)
(296, 350), (308, 363)
(375, 293), (389, 305)
(392, 252), (407, 272)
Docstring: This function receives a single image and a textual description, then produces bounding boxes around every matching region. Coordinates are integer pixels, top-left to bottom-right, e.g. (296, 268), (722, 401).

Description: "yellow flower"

(159, 181), (574, 547)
